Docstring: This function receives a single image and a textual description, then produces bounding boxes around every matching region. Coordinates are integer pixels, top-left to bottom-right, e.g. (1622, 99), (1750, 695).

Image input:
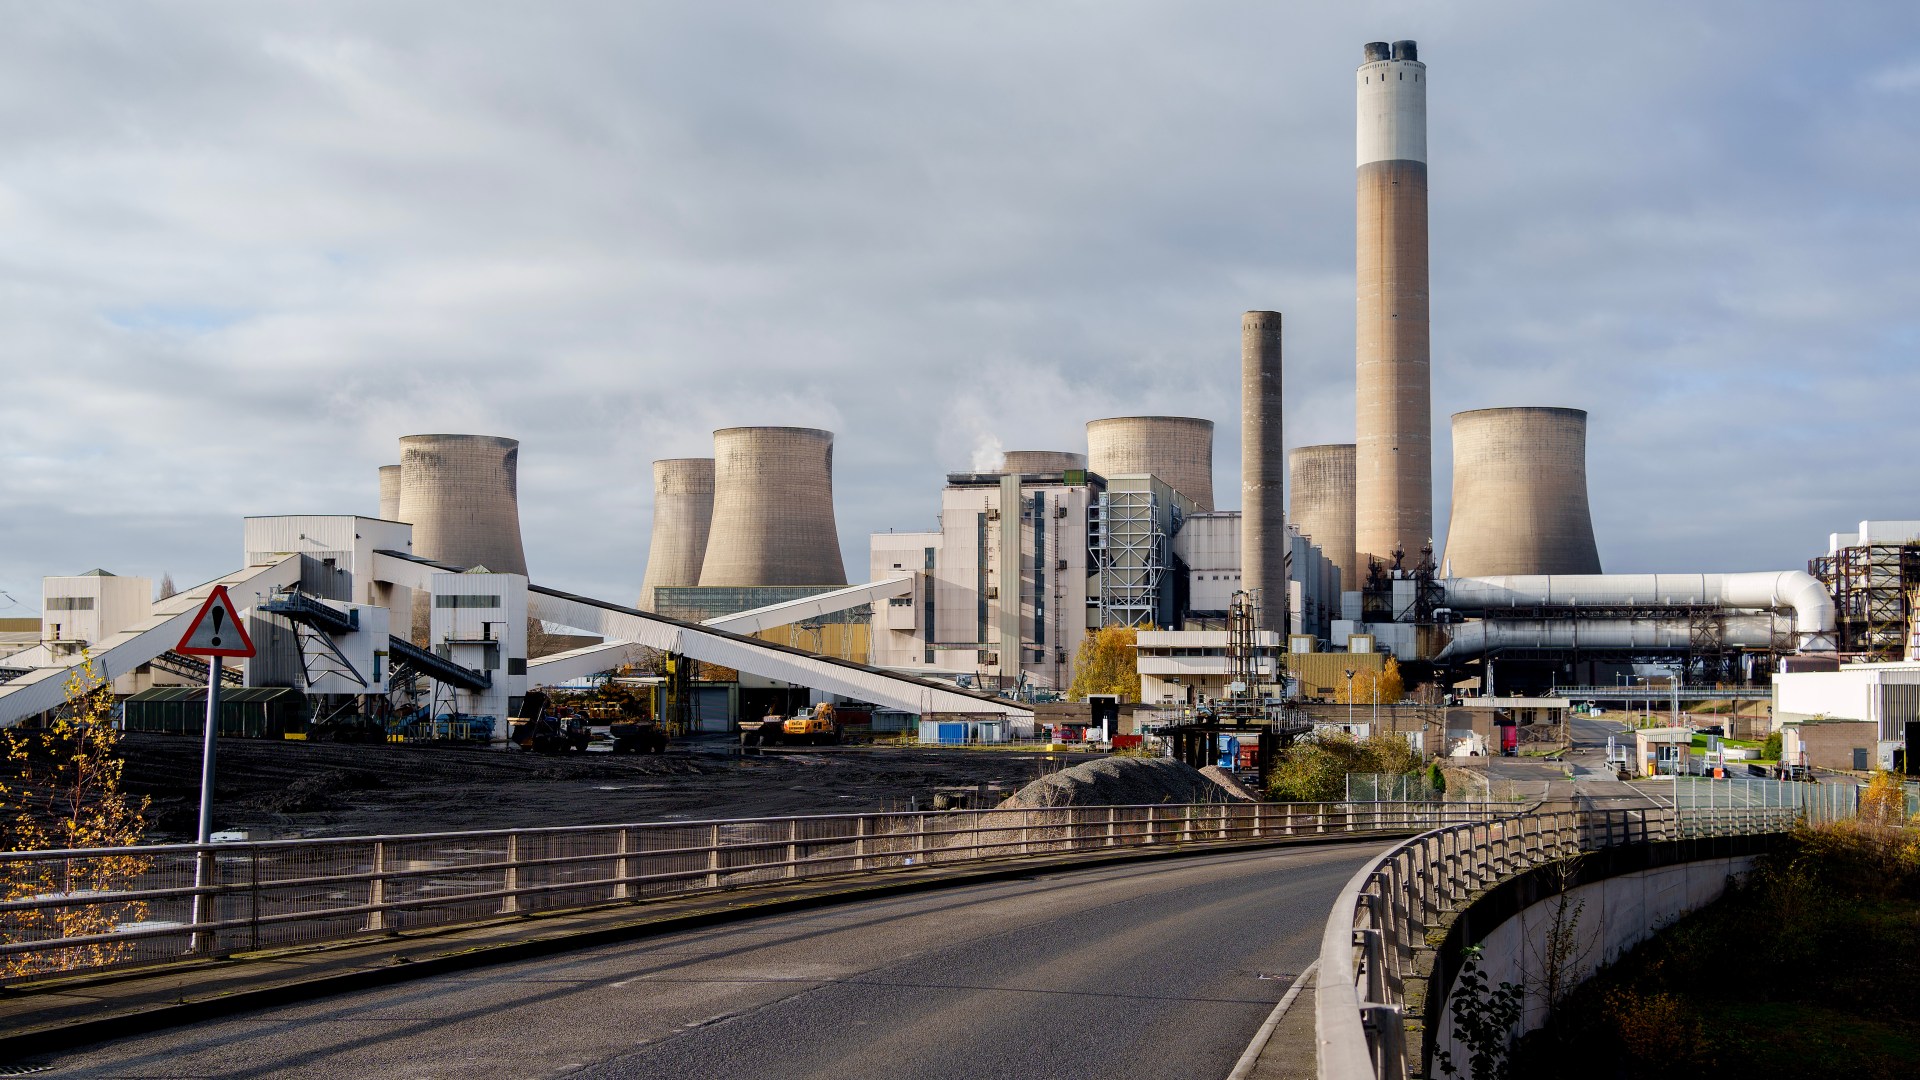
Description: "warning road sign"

(175, 585), (256, 658)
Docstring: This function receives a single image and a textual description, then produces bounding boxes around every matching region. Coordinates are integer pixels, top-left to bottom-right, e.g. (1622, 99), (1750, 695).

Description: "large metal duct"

(1437, 615), (1784, 662)
(395, 434), (528, 575)
(699, 427), (847, 587)
(378, 464), (402, 521)
(1241, 311), (1286, 630)
(1086, 416), (1215, 511)
(1443, 407), (1601, 577)
(637, 458), (715, 611)
(999, 451), (1086, 475)
(1355, 38), (1432, 568)
(1439, 572), (1837, 652)
(1288, 444), (1357, 592)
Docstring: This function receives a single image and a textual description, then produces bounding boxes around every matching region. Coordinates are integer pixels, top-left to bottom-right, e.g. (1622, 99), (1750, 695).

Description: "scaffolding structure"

(1090, 489), (1172, 627)
(1812, 543), (1920, 660)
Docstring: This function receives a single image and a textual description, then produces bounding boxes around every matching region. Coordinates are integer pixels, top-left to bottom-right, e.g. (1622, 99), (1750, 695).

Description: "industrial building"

(1442, 407), (1602, 578)
(1810, 520), (1920, 661)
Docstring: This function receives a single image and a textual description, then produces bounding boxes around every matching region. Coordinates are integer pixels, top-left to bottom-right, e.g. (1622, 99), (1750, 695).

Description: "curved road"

(40, 842), (1382, 1080)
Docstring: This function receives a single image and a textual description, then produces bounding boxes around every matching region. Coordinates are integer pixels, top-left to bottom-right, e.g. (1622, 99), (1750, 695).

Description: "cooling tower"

(698, 427), (847, 587)
(1355, 38), (1432, 568)
(637, 458), (715, 611)
(395, 434), (528, 575)
(1442, 407), (1602, 578)
(1241, 312), (1286, 629)
(378, 464), (402, 521)
(1086, 416), (1215, 511)
(1000, 451), (1087, 475)
(1289, 444), (1358, 592)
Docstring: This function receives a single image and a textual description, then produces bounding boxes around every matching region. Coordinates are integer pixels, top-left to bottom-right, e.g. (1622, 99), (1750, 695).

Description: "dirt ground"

(117, 733), (1084, 842)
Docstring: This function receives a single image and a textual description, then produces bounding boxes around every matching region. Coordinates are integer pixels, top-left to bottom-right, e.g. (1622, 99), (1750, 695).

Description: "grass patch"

(1508, 815), (1920, 1079)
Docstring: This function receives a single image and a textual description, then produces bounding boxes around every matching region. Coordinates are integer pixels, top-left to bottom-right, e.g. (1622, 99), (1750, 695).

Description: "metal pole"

(190, 655), (222, 953)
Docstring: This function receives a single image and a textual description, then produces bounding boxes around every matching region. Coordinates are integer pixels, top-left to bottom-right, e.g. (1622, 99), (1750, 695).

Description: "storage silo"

(378, 465), (402, 521)
(1000, 451), (1087, 475)
(395, 434), (529, 575)
(1086, 416), (1215, 511)
(1241, 312), (1286, 630)
(637, 458), (715, 611)
(1442, 407), (1602, 577)
(698, 427), (848, 587)
(1289, 444), (1358, 592)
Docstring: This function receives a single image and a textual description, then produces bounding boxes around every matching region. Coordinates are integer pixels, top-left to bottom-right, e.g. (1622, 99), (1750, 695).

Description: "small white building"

(1134, 629), (1283, 705)
(1772, 661), (1920, 743)
(428, 569), (527, 742)
(41, 570), (152, 660)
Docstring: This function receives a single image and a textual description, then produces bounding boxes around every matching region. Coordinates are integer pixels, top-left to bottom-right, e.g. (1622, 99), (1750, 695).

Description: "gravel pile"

(999, 756), (1235, 808)
(1198, 765), (1259, 802)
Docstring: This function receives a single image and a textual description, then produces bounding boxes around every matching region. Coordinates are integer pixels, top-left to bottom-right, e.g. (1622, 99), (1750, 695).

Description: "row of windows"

(45, 597), (95, 611)
(435, 594), (503, 609)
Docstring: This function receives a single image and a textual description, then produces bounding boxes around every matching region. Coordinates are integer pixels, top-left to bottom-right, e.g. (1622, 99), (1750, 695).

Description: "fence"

(1317, 802), (1807, 1080)
(0, 800), (1503, 984)
(1663, 776), (1864, 827)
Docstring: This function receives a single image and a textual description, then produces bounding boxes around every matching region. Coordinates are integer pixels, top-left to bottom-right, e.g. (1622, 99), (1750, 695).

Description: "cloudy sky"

(3, 1), (1918, 615)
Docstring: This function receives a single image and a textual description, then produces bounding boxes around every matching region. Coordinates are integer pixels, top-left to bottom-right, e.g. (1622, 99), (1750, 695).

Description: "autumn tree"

(0, 654), (152, 976)
(1068, 625), (1142, 701)
(1334, 657), (1406, 705)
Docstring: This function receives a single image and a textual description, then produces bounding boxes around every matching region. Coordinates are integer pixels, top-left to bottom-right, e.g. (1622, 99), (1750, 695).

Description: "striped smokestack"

(1354, 38), (1431, 570)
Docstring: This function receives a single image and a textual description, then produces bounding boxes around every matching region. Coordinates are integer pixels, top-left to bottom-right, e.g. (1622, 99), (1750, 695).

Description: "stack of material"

(998, 757), (1238, 808)
(1198, 765), (1259, 802)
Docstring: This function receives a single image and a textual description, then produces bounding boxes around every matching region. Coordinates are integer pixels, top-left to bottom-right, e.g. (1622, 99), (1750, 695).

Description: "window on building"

(46, 597), (95, 611)
(435, 594), (502, 609)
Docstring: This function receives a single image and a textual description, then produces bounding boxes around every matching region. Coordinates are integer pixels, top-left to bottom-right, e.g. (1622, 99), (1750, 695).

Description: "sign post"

(174, 585), (255, 952)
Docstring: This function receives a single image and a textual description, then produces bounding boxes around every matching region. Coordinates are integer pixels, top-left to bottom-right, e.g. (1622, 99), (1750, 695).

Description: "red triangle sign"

(175, 585), (256, 658)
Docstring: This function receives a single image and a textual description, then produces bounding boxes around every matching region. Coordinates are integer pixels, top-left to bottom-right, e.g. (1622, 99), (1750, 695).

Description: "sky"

(3, 1), (1919, 616)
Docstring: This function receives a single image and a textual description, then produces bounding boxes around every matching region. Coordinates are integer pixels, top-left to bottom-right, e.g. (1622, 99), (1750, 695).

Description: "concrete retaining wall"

(1431, 852), (1756, 1070)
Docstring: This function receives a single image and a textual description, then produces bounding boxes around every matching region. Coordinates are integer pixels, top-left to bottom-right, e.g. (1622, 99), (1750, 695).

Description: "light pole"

(1344, 669), (1356, 732)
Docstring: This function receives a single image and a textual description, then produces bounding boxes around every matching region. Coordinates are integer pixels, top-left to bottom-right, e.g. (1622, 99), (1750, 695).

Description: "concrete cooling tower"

(1289, 444), (1358, 592)
(999, 451), (1087, 475)
(698, 427), (848, 587)
(395, 434), (529, 575)
(1086, 416), (1215, 511)
(1355, 38), (1433, 568)
(637, 458), (715, 611)
(378, 464), (402, 521)
(1241, 312), (1286, 628)
(1443, 407), (1602, 578)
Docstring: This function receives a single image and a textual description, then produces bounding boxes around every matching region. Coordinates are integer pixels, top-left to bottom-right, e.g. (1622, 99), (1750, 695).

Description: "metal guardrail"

(0, 800), (1504, 984)
(1315, 803), (1801, 1080)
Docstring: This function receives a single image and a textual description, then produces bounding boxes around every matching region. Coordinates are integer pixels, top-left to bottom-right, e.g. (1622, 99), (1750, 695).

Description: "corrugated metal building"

(123, 686), (307, 738)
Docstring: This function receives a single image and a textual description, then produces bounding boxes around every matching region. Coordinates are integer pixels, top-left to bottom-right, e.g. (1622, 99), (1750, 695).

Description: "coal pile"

(998, 756), (1238, 808)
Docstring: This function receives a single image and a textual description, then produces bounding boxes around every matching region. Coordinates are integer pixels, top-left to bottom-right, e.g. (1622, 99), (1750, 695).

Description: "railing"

(1317, 803), (1800, 1080)
(0, 800), (1502, 984)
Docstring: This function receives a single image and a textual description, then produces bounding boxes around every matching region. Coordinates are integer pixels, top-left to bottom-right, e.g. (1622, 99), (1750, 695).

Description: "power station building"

(699, 426), (847, 589)
(394, 434), (529, 576)
(1086, 417), (1216, 513)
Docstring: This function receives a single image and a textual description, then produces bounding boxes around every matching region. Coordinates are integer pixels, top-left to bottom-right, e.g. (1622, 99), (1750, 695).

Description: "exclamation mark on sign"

(209, 606), (224, 648)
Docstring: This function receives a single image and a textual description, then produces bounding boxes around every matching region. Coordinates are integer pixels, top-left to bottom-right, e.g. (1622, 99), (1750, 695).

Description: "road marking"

(1225, 958), (1317, 1080)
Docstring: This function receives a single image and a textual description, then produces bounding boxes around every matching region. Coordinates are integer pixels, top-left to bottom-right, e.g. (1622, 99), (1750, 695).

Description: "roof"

(124, 686), (305, 704)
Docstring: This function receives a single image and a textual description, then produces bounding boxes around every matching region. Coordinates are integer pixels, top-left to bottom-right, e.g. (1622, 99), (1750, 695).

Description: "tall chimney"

(1354, 38), (1432, 570)
(1241, 311), (1286, 633)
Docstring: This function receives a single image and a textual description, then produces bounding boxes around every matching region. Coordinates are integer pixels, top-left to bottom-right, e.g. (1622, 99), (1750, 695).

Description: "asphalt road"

(38, 842), (1382, 1080)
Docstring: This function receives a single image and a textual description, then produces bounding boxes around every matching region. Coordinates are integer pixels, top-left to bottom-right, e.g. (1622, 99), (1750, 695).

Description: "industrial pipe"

(1435, 615), (1785, 662)
(1438, 572), (1836, 652)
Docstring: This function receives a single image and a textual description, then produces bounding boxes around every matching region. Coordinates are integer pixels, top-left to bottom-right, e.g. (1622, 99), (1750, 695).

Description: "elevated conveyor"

(0, 557), (303, 728)
(369, 551), (1031, 726)
(700, 577), (914, 634)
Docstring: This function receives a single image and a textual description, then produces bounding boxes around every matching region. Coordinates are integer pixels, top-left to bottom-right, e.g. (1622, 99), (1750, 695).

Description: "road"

(37, 842), (1382, 1080)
